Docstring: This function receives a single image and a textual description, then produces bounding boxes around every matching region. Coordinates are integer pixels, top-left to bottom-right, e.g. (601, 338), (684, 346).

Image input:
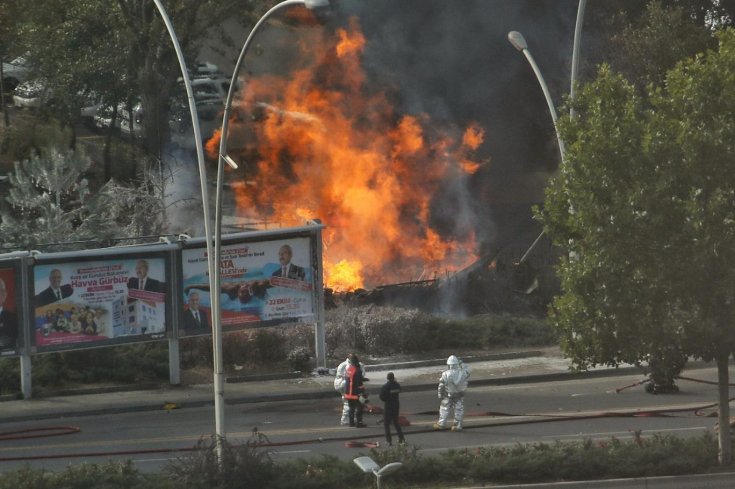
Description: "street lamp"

(151, 0), (221, 452)
(507, 30), (565, 161)
(354, 456), (403, 489)
(210, 0), (330, 457)
(508, 9), (588, 265)
(570, 0), (587, 117)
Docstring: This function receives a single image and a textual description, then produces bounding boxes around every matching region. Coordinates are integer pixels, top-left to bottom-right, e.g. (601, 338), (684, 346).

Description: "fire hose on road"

(0, 396), (729, 462)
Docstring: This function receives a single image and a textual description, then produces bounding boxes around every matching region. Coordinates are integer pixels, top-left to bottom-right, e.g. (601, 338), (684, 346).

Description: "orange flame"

(211, 17), (483, 291)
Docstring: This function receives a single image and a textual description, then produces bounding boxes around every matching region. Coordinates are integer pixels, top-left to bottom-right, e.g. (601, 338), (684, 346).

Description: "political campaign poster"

(181, 237), (315, 334)
(32, 256), (168, 351)
(0, 267), (20, 356)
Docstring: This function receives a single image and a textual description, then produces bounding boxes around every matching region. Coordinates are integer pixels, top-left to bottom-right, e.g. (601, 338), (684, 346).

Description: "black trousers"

(347, 398), (363, 425)
(383, 409), (404, 444)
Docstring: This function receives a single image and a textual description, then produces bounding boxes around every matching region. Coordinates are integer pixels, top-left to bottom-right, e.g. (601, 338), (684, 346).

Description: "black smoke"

(329, 0), (581, 254)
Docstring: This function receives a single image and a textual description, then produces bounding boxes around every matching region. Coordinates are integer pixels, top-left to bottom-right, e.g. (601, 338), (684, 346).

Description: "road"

(0, 368), (724, 474)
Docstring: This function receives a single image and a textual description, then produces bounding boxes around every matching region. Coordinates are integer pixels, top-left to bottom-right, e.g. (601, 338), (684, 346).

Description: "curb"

(363, 350), (545, 372)
(461, 471), (735, 488)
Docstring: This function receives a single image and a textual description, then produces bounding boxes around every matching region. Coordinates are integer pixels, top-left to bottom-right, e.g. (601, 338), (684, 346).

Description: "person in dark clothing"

(379, 372), (405, 445)
(344, 354), (366, 428)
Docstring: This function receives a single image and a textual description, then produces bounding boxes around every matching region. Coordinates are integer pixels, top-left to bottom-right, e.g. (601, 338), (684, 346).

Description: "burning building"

(200, 1), (578, 313)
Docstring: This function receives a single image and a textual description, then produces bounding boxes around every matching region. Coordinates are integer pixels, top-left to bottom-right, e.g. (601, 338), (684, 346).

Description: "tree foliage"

(0, 145), (165, 251)
(606, 1), (716, 90)
(539, 28), (735, 462)
(15, 0), (265, 157)
(543, 27), (735, 368)
(582, 0), (730, 91)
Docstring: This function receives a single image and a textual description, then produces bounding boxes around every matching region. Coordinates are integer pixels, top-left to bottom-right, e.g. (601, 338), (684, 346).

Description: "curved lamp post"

(570, 0), (587, 117)
(508, 4), (587, 264)
(209, 0), (329, 456)
(507, 30), (565, 161)
(152, 0), (230, 461)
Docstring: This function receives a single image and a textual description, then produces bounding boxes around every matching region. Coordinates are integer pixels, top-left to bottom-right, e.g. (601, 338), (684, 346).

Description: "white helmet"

(447, 355), (460, 366)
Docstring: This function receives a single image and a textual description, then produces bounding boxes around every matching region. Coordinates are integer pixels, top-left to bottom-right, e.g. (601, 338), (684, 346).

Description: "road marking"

(131, 457), (172, 464)
(493, 385), (539, 391)
(545, 426), (707, 439)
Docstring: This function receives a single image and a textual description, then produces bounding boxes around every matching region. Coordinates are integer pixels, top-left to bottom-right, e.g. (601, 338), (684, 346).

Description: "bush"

(0, 433), (724, 488)
(287, 346), (312, 372)
(0, 357), (21, 395)
(164, 433), (277, 489)
(0, 118), (72, 172)
(0, 461), (163, 489)
(40, 344), (168, 386)
(274, 455), (356, 489)
(325, 305), (554, 358)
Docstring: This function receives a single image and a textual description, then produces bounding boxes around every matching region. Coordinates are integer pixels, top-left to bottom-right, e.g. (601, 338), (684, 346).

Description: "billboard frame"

(29, 243), (177, 354)
(179, 223), (326, 366)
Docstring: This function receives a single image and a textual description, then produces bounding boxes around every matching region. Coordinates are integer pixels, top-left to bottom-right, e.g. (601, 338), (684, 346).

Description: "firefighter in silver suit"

(434, 355), (471, 431)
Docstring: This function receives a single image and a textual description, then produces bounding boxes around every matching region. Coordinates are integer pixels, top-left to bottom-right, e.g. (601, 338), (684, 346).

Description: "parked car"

(93, 101), (143, 136)
(190, 61), (221, 76)
(12, 79), (50, 109)
(1, 56), (30, 93)
(80, 92), (103, 126)
(13, 80), (103, 125)
(176, 75), (239, 103)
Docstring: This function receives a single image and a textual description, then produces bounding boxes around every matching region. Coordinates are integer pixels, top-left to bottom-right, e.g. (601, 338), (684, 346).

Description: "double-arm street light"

(154, 0), (329, 461)
(151, 0), (219, 435)
(507, 30), (565, 161)
(507, 1), (587, 264)
(208, 0), (329, 458)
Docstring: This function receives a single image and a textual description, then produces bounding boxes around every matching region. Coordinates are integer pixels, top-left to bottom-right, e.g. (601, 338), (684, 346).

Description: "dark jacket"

(344, 362), (365, 400)
(0, 308), (17, 348)
(182, 308), (209, 330)
(35, 284), (74, 307)
(380, 379), (401, 415)
(271, 263), (306, 281)
(127, 276), (163, 293)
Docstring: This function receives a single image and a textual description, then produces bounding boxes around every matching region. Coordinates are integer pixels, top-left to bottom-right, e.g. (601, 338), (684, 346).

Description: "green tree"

(581, 1), (731, 91)
(15, 0), (265, 176)
(0, 0), (28, 127)
(0, 144), (164, 251)
(606, 1), (715, 90)
(539, 29), (735, 464)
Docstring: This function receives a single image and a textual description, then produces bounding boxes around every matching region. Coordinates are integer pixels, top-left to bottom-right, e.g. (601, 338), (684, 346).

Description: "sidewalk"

(0, 348), (646, 424)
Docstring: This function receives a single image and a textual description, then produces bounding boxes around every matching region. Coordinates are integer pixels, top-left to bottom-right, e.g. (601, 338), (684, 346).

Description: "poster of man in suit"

(33, 257), (167, 350)
(34, 268), (74, 307)
(181, 290), (209, 334)
(182, 237), (314, 331)
(0, 269), (19, 355)
(127, 259), (164, 293)
(271, 245), (306, 281)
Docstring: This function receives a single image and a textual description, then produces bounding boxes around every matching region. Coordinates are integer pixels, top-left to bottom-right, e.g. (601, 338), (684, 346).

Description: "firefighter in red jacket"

(344, 354), (367, 428)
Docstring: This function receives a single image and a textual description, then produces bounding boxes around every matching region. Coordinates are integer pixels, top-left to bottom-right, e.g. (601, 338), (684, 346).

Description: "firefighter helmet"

(447, 355), (460, 366)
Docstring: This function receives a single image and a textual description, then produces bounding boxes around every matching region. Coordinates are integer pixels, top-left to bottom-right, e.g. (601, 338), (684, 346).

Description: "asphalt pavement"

(0, 347), (621, 424)
(2, 348), (734, 488)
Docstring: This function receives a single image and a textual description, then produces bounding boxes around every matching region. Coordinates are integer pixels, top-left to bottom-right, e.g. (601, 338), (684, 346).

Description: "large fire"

(208, 16), (485, 291)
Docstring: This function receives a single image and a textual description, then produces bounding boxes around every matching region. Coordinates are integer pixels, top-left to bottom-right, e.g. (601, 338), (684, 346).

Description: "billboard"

(181, 235), (316, 334)
(0, 266), (20, 356)
(32, 252), (170, 352)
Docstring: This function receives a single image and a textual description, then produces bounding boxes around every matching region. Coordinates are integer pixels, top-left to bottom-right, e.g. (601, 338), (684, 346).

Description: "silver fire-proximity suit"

(434, 355), (471, 431)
